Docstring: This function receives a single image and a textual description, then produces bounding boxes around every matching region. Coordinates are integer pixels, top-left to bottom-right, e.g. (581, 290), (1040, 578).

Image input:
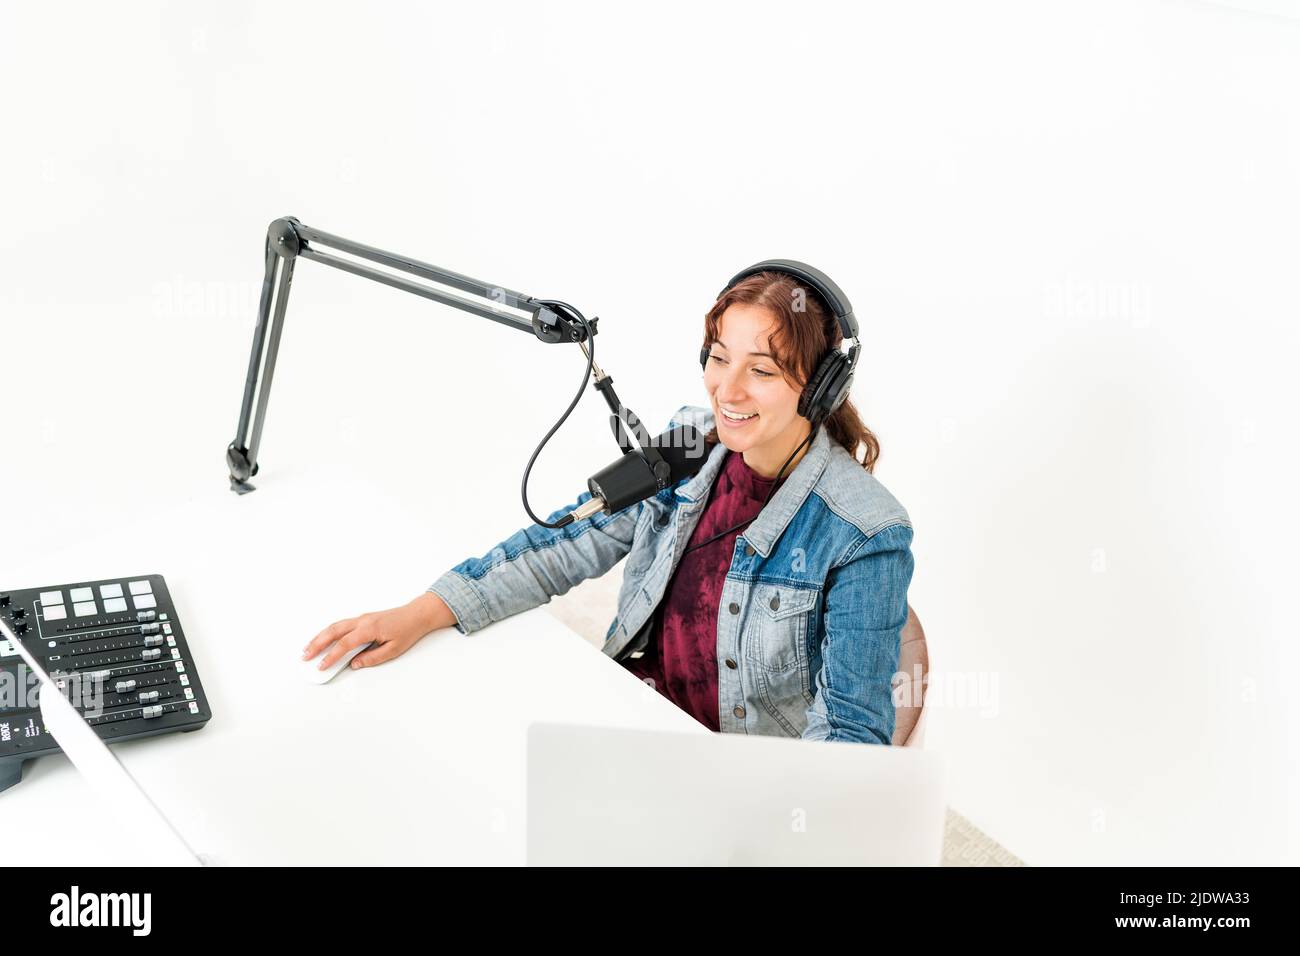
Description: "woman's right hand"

(302, 592), (457, 672)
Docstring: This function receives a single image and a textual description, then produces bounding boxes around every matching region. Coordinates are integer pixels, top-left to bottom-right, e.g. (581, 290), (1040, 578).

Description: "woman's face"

(704, 303), (810, 470)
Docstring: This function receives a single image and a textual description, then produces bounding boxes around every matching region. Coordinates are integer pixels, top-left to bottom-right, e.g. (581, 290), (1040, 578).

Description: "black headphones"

(699, 258), (861, 424)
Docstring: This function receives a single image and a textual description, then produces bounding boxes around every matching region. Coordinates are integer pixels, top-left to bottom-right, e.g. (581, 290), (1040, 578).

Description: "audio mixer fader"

(0, 574), (212, 791)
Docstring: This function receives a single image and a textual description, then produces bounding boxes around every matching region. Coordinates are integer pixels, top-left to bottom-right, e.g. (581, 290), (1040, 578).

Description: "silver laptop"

(526, 722), (947, 866)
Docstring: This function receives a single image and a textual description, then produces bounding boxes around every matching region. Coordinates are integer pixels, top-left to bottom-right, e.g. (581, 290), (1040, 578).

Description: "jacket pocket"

(744, 585), (819, 736)
(622, 504), (655, 579)
(744, 584), (818, 673)
(624, 497), (673, 580)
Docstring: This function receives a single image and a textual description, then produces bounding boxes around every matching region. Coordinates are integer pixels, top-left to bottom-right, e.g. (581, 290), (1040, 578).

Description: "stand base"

(226, 443), (259, 495)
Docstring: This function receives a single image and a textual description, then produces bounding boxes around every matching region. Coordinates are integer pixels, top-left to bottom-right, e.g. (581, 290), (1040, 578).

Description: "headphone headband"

(718, 258), (860, 343)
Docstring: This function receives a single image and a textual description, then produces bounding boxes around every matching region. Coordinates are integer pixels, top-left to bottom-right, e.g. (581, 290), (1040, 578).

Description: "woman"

(303, 265), (914, 745)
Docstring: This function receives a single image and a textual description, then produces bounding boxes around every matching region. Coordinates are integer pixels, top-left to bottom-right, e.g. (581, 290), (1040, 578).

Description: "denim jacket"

(429, 405), (915, 745)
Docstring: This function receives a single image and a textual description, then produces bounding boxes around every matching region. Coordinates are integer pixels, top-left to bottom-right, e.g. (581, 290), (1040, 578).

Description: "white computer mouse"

(303, 641), (374, 685)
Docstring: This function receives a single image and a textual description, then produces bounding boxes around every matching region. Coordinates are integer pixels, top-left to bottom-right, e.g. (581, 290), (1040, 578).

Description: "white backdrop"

(2, 0), (1296, 864)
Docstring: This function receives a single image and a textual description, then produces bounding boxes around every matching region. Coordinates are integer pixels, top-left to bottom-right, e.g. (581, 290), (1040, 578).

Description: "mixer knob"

(15, 622), (27, 635)
(143, 635), (163, 647)
(141, 705), (163, 719)
(137, 610), (157, 623)
(141, 648), (161, 661)
(0, 594), (9, 607)
(12, 608), (25, 621)
(140, 622), (161, 635)
(138, 690), (160, 704)
(115, 679), (138, 694)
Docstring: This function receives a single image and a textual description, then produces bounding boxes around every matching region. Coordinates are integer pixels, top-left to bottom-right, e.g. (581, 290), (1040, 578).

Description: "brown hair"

(702, 271), (880, 472)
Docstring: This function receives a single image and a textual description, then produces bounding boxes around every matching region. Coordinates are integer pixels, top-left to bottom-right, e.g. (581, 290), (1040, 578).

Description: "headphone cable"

(680, 420), (820, 558)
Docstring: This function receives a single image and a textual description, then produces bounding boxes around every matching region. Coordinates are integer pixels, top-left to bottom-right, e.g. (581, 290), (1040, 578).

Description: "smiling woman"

(611, 267), (907, 738)
(306, 261), (915, 746)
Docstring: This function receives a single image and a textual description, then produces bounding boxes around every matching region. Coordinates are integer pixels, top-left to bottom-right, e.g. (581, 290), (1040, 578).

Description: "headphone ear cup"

(798, 353), (837, 421)
(823, 356), (854, 418)
(699, 346), (711, 371)
(799, 352), (853, 422)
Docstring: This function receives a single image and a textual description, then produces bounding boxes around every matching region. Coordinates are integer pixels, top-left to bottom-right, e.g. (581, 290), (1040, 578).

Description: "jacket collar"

(673, 415), (831, 559)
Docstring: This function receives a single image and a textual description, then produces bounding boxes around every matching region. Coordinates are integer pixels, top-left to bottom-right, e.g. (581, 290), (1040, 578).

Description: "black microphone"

(563, 425), (710, 524)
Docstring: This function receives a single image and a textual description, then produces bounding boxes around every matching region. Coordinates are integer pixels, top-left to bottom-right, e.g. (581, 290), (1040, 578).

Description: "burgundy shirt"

(622, 448), (786, 730)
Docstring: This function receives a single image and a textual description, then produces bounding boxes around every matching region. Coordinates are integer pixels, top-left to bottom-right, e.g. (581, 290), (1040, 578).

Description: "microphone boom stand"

(226, 217), (670, 498)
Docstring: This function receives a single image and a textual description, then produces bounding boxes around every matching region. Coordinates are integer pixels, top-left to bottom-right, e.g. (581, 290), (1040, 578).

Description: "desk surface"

(1, 475), (704, 865)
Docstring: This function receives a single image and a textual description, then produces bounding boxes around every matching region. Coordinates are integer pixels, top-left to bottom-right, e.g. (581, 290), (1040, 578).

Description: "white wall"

(1, 0), (1295, 864)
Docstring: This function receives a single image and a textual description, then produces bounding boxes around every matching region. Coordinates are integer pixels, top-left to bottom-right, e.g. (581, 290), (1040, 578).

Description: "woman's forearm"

(410, 591), (458, 633)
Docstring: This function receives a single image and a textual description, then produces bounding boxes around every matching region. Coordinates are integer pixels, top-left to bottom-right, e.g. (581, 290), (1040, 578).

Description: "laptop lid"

(526, 722), (946, 866)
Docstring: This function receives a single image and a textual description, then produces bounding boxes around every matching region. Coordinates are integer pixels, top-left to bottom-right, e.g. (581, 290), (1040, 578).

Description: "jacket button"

(733, 705), (746, 718)
(728, 602), (739, 615)
(724, 658), (737, 669)
(744, 543), (754, 557)
(769, 594), (781, 611)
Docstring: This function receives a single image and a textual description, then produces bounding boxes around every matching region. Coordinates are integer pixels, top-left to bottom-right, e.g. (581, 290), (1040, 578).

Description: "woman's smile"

(719, 405), (760, 427)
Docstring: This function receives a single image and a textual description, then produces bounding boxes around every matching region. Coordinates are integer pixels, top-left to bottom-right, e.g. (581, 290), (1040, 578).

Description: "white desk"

(0, 474), (704, 866)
